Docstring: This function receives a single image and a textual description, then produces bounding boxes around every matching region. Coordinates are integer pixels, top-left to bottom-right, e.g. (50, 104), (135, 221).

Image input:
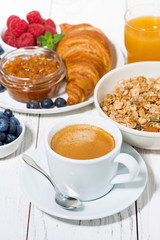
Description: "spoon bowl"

(22, 154), (82, 210)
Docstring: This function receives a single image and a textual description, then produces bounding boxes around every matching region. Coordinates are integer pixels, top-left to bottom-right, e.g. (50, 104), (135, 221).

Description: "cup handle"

(111, 153), (140, 184)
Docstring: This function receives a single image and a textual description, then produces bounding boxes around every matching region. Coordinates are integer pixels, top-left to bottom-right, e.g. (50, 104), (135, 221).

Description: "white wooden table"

(0, 0), (160, 239)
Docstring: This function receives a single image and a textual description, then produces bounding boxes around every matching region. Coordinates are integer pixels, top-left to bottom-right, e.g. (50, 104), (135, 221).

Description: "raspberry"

(3, 29), (18, 48)
(7, 15), (20, 28)
(43, 18), (56, 29)
(27, 23), (44, 39)
(9, 19), (28, 37)
(44, 25), (57, 35)
(3, 29), (14, 42)
(5, 36), (18, 47)
(17, 32), (35, 47)
(26, 11), (42, 24)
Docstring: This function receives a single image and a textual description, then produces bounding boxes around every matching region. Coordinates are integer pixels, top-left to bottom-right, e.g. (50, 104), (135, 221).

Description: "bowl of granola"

(94, 61), (160, 150)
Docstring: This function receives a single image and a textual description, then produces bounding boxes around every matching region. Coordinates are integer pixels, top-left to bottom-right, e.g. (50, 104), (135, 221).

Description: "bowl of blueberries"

(0, 108), (25, 158)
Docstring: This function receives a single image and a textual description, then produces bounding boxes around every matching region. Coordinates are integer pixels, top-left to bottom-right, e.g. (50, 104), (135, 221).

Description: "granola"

(101, 76), (160, 132)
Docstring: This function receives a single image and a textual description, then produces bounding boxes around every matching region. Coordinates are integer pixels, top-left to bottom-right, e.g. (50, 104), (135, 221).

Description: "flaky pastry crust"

(57, 23), (112, 105)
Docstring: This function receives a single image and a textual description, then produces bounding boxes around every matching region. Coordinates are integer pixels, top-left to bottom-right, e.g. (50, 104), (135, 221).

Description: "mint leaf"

(47, 39), (54, 49)
(37, 35), (44, 43)
(45, 31), (52, 39)
(37, 35), (47, 47)
(37, 32), (65, 49)
(52, 34), (65, 44)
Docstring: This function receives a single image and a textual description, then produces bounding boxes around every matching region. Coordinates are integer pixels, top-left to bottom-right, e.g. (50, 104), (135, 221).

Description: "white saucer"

(21, 142), (147, 220)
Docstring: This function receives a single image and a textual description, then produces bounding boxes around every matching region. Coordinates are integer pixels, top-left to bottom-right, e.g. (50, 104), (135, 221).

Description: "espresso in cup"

(50, 124), (115, 160)
(45, 115), (140, 201)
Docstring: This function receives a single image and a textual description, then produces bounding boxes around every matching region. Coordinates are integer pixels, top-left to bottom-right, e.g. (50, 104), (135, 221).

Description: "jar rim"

(0, 46), (65, 84)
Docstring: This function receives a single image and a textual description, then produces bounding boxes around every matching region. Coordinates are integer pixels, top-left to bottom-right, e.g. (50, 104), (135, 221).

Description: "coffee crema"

(50, 124), (115, 160)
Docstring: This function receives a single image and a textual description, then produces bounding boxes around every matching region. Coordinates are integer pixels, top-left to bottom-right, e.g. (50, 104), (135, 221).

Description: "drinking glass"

(124, 3), (160, 63)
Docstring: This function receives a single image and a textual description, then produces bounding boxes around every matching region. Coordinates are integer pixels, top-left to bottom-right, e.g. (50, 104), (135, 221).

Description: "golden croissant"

(57, 23), (112, 105)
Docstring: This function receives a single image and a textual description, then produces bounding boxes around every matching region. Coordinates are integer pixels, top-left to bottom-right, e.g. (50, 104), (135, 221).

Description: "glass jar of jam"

(0, 46), (66, 102)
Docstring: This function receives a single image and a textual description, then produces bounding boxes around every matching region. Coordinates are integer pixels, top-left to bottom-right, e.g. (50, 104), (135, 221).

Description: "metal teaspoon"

(22, 154), (82, 210)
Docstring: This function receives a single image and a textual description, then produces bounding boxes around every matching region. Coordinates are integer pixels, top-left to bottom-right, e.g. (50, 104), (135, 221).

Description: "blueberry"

(0, 109), (22, 146)
(0, 112), (8, 120)
(10, 116), (20, 126)
(16, 125), (22, 137)
(41, 98), (54, 109)
(4, 109), (13, 118)
(0, 83), (5, 92)
(55, 97), (66, 108)
(0, 118), (8, 132)
(6, 134), (16, 143)
(27, 100), (40, 109)
(0, 46), (4, 55)
(0, 111), (4, 117)
(8, 122), (16, 134)
(0, 132), (6, 141)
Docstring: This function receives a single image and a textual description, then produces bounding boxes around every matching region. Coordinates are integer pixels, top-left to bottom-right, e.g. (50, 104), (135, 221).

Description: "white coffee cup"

(44, 115), (140, 201)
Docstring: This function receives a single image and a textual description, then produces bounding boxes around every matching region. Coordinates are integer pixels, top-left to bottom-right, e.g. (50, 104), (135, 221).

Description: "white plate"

(0, 41), (124, 114)
(20, 142), (147, 220)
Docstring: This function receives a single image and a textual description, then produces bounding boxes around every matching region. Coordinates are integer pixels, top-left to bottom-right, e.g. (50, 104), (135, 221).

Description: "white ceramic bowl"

(0, 27), (16, 53)
(94, 61), (160, 150)
(0, 22), (60, 53)
(0, 117), (25, 158)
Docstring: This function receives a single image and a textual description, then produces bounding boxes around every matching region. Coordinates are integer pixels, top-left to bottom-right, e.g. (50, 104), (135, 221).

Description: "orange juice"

(125, 16), (160, 63)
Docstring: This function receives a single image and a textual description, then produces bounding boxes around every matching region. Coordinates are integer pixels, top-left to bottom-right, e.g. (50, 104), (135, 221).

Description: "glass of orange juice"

(124, 4), (160, 63)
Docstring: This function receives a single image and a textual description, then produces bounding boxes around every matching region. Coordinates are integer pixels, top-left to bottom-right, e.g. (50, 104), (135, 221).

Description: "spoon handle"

(22, 154), (58, 192)
(22, 154), (82, 210)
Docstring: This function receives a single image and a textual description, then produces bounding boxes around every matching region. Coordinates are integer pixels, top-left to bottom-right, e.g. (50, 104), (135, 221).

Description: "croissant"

(57, 23), (112, 105)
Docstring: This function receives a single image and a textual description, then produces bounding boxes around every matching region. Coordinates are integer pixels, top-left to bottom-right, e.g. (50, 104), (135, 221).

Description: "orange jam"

(4, 54), (58, 78)
(0, 48), (66, 102)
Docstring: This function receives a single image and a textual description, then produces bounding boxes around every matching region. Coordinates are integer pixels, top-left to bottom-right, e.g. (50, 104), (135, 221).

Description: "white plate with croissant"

(0, 23), (125, 114)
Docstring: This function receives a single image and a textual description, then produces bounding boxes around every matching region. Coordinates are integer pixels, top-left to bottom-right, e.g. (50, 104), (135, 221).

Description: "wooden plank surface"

(0, 0), (160, 240)
(0, 111), (39, 239)
(27, 107), (137, 240)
